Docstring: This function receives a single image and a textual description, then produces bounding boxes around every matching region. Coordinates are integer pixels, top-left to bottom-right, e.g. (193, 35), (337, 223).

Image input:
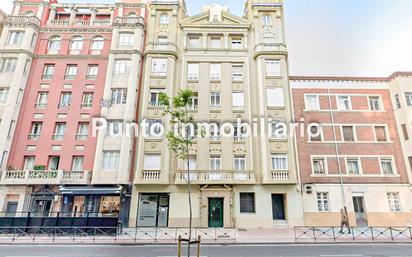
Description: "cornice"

(110, 49), (143, 56)
(289, 72), (412, 83)
(0, 49), (34, 57)
(35, 54), (109, 60)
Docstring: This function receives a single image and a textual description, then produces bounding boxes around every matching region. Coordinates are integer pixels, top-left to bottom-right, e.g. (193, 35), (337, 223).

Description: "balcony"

(6, 15), (40, 28)
(114, 17), (145, 27)
(175, 170), (256, 184)
(141, 170), (161, 182)
(0, 170), (91, 185)
(64, 75), (76, 80)
(266, 170), (296, 184)
(27, 134), (40, 140)
(49, 19), (112, 27)
(35, 103), (47, 109)
(41, 74), (53, 80)
(145, 42), (178, 57)
(85, 75), (97, 80)
(254, 43), (287, 58)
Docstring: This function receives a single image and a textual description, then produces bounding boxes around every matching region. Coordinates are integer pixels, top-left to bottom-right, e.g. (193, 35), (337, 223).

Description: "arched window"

(159, 13), (169, 24)
(70, 36), (83, 51)
(48, 36), (61, 51)
(23, 10), (35, 16)
(127, 12), (137, 17)
(262, 14), (272, 26)
(91, 36), (104, 51)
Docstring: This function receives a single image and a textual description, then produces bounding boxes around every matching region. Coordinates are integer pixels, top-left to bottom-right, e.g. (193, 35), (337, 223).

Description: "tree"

(159, 89), (197, 257)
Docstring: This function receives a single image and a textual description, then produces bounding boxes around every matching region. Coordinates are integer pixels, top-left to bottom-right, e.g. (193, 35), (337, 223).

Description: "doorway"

(5, 202), (18, 217)
(137, 193), (169, 227)
(271, 194), (286, 220)
(208, 198), (223, 227)
(352, 196), (367, 226)
(31, 199), (52, 216)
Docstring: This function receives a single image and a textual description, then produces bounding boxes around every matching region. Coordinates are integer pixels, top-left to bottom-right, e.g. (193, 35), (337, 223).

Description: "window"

(70, 36), (83, 51)
(187, 63), (199, 81)
(7, 31), (24, 45)
(143, 154), (161, 170)
(86, 65), (99, 79)
(240, 193), (255, 213)
(114, 59), (131, 74)
(209, 123), (221, 139)
(0, 151), (8, 169)
(188, 36), (200, 48)
(262, 14), (272, 26)
(232, 65), (243, 81)
(270, 120), (287, 139)
(0, 88), (9, 104)
(65, 65), (77, 80)
(210, 63), (221, 81)
(210, 155), (221, 170)
(159, 13), (169, 24)
(189, 93), (199, 110)
(35, 92), (48, 109)
(16, 89), (23, 104)
(369, 96), (381, 110)
(145, 119), (163, 137)
(309, 125), (322, 141)
(234, 155), (246, 171)
(266, 88), (284, 107)
(91, 36), (104, 50)
(29, 122), (42, 139)
(42, 64), (55, 79)
(59, 92), (72, 109)
(119, 33), (134, 46)
(381, 158), (394, 175)
(23, 59), (30, 74)
(401, 124), (409, 140)
(72, 156), (84, 171)
(149, 89), (164, 106)
(107, 120), (123, 137)
(76, 122), (89, 140)
(102, 151), (120, 169)
(151, 58), (167, 76)
(232, 92), (244, 109)
(387, 192), (401, 212)
(405, 93), (412, 106)
(53, 123), (66, 140)
(337, 95), (351, 110)
(0, 58), (17, 72)
(394, 94), (401, 109)
(7, 121), (15, 139)
(271, 154), (288, 170)
(24, 156), (35, 170)
(47, 36), (61, 51)
(210, 92), (221, 107)
(185, 155), (197, 170)
(49, 156), (60, 170)
(81, 93), (93, 108)
(346, 158), (360, 174)
(313, 158), (326, 174)
(231, 37), (242, 49)
(265, 60), (280, 76)
(210, 37), (221, 48)
(305, 95), (320, 110)
(111, 89), (127, 105)
(342, 126), (355, 141)
(317, 192), (329, 211)
(375, 126), (387, 141)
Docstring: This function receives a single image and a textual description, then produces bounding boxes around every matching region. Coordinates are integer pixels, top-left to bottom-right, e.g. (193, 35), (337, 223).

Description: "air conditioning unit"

(304, 184), (313, 194)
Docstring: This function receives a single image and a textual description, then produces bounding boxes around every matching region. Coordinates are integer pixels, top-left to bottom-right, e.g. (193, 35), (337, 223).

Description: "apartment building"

(0, 0), (146, 224)
(130, 0), (303, 228)
(291, 75), (412, 227)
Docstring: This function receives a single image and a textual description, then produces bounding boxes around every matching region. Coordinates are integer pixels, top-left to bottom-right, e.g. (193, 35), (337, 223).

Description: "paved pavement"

(1, 244), (412, 257)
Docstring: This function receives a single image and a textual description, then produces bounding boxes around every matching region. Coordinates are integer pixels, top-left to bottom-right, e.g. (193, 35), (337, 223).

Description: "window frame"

(239, 192), (255, 213)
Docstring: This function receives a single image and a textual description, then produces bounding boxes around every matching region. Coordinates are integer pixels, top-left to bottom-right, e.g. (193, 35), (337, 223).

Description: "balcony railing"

(92, 19), (112, 26)
(27, 134), (40, 140)
(64, 75), (76, 80)
(35, 103), (47, 109)
(145, 42), (178, 55)
(85, 75), (97, 80)
(210, 105), (221, 111)
(0, 170), (91, 185)
(52, 134), (64, 140)
(41, 74), (53, 80)
(114, 16), (145, 26)
(49, 19), (112, 27)
(75, 134), (88, 140)
(142, 170), (161, 181)
(6, 15), (40, 27)
(270, 170), (292, 183)
(175, 170), (256, 184)
(49, 19), (69, 26)
(254, 43), (287, 55)
(80, 103), (92, 109)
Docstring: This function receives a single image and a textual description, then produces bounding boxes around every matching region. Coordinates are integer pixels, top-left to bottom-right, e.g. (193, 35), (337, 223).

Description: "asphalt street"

(0, 244), (412, 257)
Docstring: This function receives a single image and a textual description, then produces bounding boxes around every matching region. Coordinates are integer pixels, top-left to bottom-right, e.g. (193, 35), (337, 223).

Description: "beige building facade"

(130, 0), (303, 228)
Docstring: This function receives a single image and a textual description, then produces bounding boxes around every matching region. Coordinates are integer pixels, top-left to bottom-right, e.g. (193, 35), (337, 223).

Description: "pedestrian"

(339, 208), (351, 234)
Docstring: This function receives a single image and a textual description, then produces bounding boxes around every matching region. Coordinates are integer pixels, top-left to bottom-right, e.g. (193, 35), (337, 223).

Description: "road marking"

(320, 255), (363, 257)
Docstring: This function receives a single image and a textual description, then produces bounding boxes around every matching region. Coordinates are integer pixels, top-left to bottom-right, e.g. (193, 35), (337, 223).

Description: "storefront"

(137, 193), (170, 227)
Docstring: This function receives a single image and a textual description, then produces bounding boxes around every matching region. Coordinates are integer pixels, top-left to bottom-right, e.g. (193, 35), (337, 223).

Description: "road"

(0, 244), (412, 257)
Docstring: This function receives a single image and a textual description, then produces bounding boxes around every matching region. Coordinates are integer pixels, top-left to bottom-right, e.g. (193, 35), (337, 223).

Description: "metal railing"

(0, 226), (235, 243)
(294, 226), (412, 243)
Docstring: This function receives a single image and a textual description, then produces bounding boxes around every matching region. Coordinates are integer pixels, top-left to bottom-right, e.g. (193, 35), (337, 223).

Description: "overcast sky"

(1, 0), (411, 77)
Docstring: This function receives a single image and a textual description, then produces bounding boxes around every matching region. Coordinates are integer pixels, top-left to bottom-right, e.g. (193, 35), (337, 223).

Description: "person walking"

(339, 208), (351, 234)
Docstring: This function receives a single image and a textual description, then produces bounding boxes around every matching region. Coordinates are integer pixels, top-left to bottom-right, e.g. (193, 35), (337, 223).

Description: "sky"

(1, 0), (412, 77)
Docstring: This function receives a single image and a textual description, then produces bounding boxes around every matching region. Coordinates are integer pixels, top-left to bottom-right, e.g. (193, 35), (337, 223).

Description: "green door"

(208, 198), (223, 227)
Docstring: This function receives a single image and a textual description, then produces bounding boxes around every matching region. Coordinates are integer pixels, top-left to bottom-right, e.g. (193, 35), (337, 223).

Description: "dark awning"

(59, 186), (123, 195)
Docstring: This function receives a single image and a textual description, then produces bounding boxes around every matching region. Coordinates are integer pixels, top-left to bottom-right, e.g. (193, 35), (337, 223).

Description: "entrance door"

(32, 199), (52, 216)
(208, 198), (223, 227)
(271, 194), (285, 220)
(352, 196), (367, 226)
